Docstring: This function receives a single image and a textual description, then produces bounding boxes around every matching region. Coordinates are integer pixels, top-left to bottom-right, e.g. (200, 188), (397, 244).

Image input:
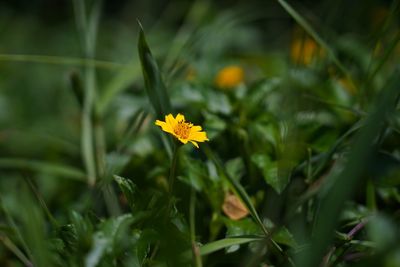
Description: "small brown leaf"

(222, 192), (249, 220)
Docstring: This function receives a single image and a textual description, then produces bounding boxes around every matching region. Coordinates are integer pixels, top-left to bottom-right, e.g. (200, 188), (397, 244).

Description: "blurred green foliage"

(1, 0), (400, 266)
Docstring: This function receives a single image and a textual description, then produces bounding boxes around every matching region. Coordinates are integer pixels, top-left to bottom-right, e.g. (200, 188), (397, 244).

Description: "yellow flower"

(155, 113), (209, 148)
(215, 65), (244, 89)
(291, 37), (324, 65)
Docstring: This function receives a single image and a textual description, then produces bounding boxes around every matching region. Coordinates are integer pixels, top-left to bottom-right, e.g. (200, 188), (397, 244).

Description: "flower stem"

(168, 142), (178, 213)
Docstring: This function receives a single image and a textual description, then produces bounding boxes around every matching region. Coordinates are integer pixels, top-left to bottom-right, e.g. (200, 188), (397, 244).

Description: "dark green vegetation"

(1, 0), (400, 266)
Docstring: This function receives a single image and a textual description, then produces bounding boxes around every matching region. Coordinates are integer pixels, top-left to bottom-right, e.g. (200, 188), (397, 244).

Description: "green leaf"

(137, 22), (172, 119)
(199, 236), (263, 256)
(272, 227), (298, 248)
(85, 213), (149, 267)
(114, 175), (137, 210)
(225, 158), (244, 182)
(251, 154), (289, 194)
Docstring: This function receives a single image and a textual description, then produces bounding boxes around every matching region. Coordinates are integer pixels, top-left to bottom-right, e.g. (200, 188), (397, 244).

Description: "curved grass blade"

(200, 236), (263, 255)
(181, 236), (263, 260)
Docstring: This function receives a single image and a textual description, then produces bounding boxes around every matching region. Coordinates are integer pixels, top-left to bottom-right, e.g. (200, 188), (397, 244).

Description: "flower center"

(174, 120), (192, 139)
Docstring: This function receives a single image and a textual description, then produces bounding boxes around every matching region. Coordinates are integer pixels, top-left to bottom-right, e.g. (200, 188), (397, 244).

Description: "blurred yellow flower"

(155, 113), (209, 148)
(291, 37), (323, 65)
(215, 65), (244, 89)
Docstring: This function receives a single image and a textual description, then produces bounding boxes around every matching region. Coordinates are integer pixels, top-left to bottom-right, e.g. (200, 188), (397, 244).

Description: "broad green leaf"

(251, 154), (288, 194)
(272, 227), (298, 248)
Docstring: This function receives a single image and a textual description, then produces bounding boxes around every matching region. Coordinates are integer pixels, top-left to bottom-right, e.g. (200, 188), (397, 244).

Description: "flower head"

(155, 113), (209, 148)
(215, 65), (244, 89)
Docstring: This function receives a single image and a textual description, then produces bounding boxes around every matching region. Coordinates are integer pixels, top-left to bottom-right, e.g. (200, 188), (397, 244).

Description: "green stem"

(0, 236), (32, 267)
(168, 143), (179, 196)
(190, 189), (203, 267)
(166, 142), (179, 217)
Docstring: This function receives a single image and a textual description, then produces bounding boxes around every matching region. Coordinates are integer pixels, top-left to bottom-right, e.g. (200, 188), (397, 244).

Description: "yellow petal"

(177, 137), (188, 144)
(190, 125), (202, 132)
(189, 131), (209, 142)
(166, 114), (177, 128)
(155, 120), (174, 134)
(175, 113), (185, 122)
(190, 141), (199, 148)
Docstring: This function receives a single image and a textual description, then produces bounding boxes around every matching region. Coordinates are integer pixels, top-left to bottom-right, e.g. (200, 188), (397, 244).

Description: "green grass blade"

(0, 236), (32, 266)
(73, 0), (102, 186)
(200, 236), (263, 255)
(296, 69), (400, 266)
(181, 236), (263, 260)
(137, 22), (172, 119)
(0, 54), (123, 69)
(0, 198), (33, 264)
(0, 158), (86, 181)
(276, 0), (354, 85)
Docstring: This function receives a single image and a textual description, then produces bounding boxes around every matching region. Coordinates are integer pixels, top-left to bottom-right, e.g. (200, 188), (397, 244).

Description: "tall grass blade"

(73, 0), (102, 186)
(296, 69), (400, 266)
(276, 0), (354, 85)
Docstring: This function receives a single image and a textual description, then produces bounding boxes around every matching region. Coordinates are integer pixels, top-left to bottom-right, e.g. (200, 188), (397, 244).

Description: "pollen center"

(174, 121), (191, 139)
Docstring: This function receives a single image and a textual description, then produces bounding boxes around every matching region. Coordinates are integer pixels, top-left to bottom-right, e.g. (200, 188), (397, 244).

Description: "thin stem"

(347, 220), (368, 239)
(190, 189), (203, 267)
(165, 142), (179, 217)
(0, 236), (32, 267)
(168, 143), (179, 196)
